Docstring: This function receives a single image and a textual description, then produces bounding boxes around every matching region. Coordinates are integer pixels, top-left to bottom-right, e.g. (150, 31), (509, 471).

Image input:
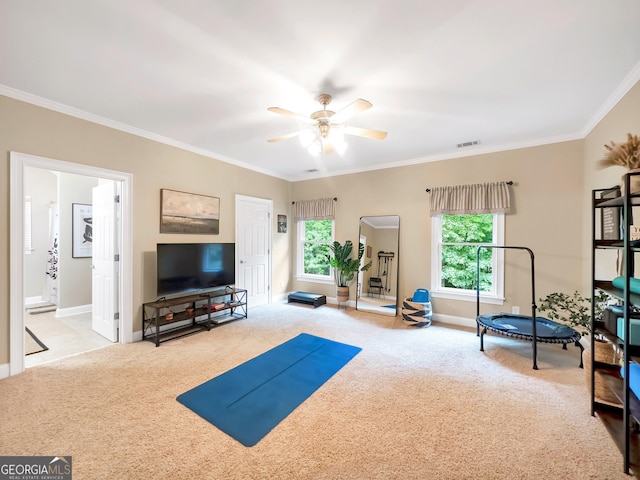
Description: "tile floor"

(24, 309), (115, 368)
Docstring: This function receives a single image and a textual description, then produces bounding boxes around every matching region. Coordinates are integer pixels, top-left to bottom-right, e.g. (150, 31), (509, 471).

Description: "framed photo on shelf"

(600, 186), (621, 240)
(72, 203), (93, 258)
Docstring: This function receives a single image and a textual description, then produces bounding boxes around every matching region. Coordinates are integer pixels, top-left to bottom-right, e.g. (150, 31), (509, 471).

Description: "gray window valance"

(429, 182), (511, 216)
(293, 197), (336, 221)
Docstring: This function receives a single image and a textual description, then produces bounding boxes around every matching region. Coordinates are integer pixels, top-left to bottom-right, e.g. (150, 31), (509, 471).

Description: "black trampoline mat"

(477, 313), (578, 340)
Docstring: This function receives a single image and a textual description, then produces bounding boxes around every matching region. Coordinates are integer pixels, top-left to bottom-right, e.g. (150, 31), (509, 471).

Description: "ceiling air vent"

(457, 140), (480, 148)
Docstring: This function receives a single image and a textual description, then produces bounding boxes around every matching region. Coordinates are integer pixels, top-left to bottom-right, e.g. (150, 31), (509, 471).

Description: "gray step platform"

(287, 291), (327, 308)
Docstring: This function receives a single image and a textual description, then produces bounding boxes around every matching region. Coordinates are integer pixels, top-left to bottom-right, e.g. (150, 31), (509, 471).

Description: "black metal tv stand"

(142, 287), (247, 346)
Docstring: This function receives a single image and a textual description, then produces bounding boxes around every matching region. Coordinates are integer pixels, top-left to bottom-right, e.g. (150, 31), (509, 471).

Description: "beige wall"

(291, 141), (586, 319)
(583, 81), (640, 290)
(2, 78), (639, 367)
(0, 95), (291, 365)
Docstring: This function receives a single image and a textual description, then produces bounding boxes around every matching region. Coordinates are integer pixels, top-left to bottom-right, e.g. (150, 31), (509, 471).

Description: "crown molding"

(0, 84), (287, 181)
(581, 61), (640, 136)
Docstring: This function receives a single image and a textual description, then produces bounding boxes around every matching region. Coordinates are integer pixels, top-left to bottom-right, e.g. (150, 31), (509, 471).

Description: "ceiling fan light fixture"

(267, 92), (387, 155)
(308, 141), (322, 156)
(329, 125), (345, 143)
(329, 126), (347, 155)
(318, 121), (330, 138)
(299, 129), (315, 148)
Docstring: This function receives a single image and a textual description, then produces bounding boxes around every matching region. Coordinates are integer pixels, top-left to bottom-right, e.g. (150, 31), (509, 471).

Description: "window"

(297, 219), (334, 282)
(431, 213), (504, 304)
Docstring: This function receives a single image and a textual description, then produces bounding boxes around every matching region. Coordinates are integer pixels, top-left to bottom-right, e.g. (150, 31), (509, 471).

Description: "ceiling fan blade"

(330, 98), (372, 123)
(344, 125), (388, 140)
(267, 106), (313, 123)
(267, 131), (302, 143)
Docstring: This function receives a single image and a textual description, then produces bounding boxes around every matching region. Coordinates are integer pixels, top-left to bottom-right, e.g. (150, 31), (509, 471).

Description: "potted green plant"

(538, 290), (613, 339)
(539, 290), (621, 402)
(328, 240), (372, 304)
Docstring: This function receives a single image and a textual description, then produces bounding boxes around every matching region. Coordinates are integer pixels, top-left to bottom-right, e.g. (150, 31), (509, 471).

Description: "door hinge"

(114, 312), (119, 320)
(114, 254), (120, 261)
(114, 195), (120, 203)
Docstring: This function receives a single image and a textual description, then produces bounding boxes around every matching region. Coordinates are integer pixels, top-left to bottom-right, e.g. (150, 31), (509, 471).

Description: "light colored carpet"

(0, 303), (632, 479)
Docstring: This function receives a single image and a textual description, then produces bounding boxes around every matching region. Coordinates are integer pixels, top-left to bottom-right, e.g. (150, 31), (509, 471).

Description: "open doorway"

(22, 168), (118, 366)
(9, 152), (133, 376)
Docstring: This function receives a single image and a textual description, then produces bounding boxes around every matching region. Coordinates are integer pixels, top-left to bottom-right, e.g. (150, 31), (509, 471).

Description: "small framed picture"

(600, 186), (621, 240)
(72, 203), (93, 258)
(277, 214), (287, 233)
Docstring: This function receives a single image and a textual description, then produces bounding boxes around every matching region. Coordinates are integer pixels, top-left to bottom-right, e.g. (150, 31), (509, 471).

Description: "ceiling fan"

(267, 94), (387, 155)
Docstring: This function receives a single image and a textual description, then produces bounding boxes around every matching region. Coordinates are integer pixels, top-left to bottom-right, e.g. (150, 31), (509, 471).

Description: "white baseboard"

(432, 313), (476, 329)
(0, 362), (10, 380)
(272, 293), (287, 303)
(25, 295), (45, 307)
(326, 296), (357, 308)
(55, 304), (92, 318)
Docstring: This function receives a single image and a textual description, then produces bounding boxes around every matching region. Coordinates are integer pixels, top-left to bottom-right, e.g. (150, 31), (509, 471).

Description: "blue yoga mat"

(176, 333), (362, 446)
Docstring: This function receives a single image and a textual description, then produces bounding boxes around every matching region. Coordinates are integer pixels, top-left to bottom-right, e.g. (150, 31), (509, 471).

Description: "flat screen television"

(157, 243), (236, 297)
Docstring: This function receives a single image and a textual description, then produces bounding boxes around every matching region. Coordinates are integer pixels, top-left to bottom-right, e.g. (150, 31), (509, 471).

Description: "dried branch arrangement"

(597, 133), (640, 170)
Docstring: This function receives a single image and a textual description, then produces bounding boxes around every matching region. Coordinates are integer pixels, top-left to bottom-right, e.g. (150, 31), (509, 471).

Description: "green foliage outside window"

(303, 219), (332, 276)
(441, 214), (494, 291)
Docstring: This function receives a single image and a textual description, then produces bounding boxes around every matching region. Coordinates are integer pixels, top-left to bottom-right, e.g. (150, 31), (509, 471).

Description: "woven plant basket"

(583, 343), (622, 407)
(401, 298), (432, 327)
(594, 339), (617, 364)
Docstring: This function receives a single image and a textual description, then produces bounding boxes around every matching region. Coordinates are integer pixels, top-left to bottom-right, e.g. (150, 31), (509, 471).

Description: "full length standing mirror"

(356, 215), (400, 316)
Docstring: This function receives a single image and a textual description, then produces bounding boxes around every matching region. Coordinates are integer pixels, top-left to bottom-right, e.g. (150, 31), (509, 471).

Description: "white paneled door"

(236, 195), (272, 307)
(91, 181), (119, 342)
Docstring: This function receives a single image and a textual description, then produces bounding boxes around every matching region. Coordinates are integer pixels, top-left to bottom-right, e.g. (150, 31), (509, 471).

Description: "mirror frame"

(356, 215), (400, 316)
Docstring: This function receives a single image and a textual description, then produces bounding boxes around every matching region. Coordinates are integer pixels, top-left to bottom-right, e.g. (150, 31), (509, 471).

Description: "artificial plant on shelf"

(327, 240), (372, 304)
(538, 290), (615, 342)
(598, 133), (640, 170)
(597, 133), (640, 194)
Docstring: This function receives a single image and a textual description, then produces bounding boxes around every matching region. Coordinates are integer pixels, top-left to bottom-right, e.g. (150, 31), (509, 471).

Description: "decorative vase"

(336, 286), (350, 304)
(621, 168), (640, 196)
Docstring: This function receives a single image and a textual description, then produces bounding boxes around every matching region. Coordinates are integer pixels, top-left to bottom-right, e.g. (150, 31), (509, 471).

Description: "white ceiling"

(2, 0), (640, 181)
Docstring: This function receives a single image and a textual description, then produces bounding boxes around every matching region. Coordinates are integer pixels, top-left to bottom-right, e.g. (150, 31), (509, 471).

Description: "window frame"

(430, 213), (505, 305)
(296, 219), (335, 284)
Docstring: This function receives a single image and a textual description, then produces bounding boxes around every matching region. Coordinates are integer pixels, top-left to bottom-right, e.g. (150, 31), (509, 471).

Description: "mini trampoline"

(475, 246), (584, 370)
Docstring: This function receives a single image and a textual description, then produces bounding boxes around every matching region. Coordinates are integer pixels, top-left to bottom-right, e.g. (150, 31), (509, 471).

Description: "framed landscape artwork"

(160, 189), (220, 234)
